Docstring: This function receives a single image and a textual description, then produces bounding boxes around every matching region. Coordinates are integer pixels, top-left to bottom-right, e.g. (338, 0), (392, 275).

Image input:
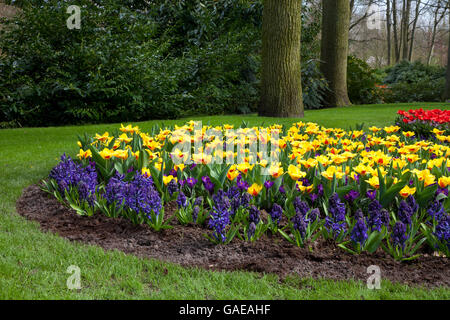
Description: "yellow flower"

(99, 148), (113, 160)
(247, 183), (263, 196)
(402, 131), (415, 138)
(399, 185), (416, 198)
(268, 164), (284, 178)
(77, 149), (92, 159)
(120, 124), (140, 134)
(142, 167), (151, 177)
(227, 166), (240, 181)
(366, 176), (380, 189)
(438, 176), (450, 188)
(117, 133), (132, 144)
(163, 175), (177, 185)
(287, 165), (306, 181)
(321, 166), (344, 180)
(95, 132), (110, 143)
(113, 149), (129, 160)
(296, 181), (313, 193)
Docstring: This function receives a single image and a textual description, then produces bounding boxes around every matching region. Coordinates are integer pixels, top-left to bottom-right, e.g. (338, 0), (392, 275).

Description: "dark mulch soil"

(17, 184), (450, 288)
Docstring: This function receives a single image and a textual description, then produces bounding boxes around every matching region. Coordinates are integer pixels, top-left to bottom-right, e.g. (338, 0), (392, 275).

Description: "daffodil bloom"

(247, 183), (263, 196)
(399, 185), (416, 198)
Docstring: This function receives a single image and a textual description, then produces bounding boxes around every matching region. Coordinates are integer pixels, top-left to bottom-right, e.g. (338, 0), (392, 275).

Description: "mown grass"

(1, 102), (449, 300)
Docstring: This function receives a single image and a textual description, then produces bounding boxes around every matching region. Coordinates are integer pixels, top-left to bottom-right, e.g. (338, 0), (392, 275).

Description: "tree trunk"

(444, 7), (450, 100)
(408, 0), (421, 61)
(320, 0), (351, 107)
(427, 1), (446, 66)
(401, 0), (411, 60)
(393, 0), (401, 62)
(387, 0), (392, 65)
(259, 0), (304, 118)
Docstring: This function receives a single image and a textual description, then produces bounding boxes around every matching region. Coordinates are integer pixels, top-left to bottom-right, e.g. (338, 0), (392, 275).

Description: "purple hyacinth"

(325, 193), (347, 238)
(427, 201), (445, 221)
(247, 222), (256, 240)
(270, 204), (283, 224)
(308, 208), (320, 222)
(167, 178), (179, 196)
(49, 154), (98, 205)
(105, 172), (162, 218)
(212, 189), (230, 213)
(406, 195), (418, 214)
(202, 176), (215, 194)
(351, 216), (368, 245)
(208, 193), (232, 243)
(398, 200), (413, 225)
(310, 193), (319, 203)
(279, 185), (286, 194)
(176, 191), (188, 208)
(293, 197), (309, 216)
(192, 206), (200, 222)
(434, 215), (449, 250)
(292, 212), (308, 239)
(317, 184), (324, 197)
(249, 205), (261, 224)
(392, 221), (409, 248)
(368, 199), (383, 232)
(193, 196), (203, 207)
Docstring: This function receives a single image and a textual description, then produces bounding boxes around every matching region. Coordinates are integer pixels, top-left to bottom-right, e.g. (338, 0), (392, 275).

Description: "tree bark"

(259, 0), (304, 118)
(401, 0), (411, 60)
(427, 1), (446, 65)
(387, 0), (392, 65)
(444, 5), (450, 100)
(393, 0), (401, 62)
(320, 0), (351, 107)
(408, 0), (421, 61)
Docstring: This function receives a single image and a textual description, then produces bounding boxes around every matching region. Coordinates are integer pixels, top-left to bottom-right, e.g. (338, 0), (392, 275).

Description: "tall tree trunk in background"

(444, 7), (450, 100)
(401, 0), (411, 60)
(259, 0), (303, 118)
(408, 0), (421, 61)
(393, 0), (400, 62)
(427, 1), (446, 66)
(320, 0), (351, 107)
(387, 0), (392, 65)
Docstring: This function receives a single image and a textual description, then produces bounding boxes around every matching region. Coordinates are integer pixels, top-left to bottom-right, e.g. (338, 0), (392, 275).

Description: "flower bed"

(42, 121), (450, 261)
(396, 108), (450, 140)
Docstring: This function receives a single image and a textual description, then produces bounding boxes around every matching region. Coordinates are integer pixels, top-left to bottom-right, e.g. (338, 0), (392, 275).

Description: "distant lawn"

(1, 102), (449, 299)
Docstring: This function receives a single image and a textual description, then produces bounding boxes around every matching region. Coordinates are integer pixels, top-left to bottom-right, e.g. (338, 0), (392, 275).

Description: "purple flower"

(176, 191), (188, 208)
(366, 190), (377, 201)
(317, 184), (324, 197)
(344, 190), (360, 204)
(434, 215), (449, 250)
(398, 200), (413, 225)
(292, 213), (308, 239)
(194, 196), (203, 207)
(202, 176), (215, 194)
(392, 221), (409, 248)
(169, 169), (177, 177)
(427, 201), (445, 221)
(310, 193), (318, 203)
(368, 199), (383, 232)
(167, 179), (179, 196)
(293, 197), (309, 216)
(325, 193), (347, 238)
(351, 217), (368, 245)
(49, 154), (98, 205)
(249, 205), (260, 224)
(406, 195), (418, 214)
(279, 185), (286, 194)
(270, 204), (283, 224)
(236, 174), (249, 191)
(264, 180), (274, 189)
(186, 177), (198, 189)
(192, 206), (200, 222)
(308, 208), (320, 222)
(247, 222), (256, 240)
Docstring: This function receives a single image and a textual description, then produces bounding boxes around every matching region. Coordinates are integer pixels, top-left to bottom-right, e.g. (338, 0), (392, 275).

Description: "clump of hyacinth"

(351, 209), (368, 245)
(167, 178), (179, 196)
(392, 221), (409, 249)
(367, 199), (384, 232)
(398, 200), (414, 225)
(176, 191), (187, 209)
(427, 201), (446, 222)
(269, 204), (283, 225)
(293, 197), (309, 216)
(291, 212), (308, 239)
(325, 193), (347, 238)
(248, 205), (261, 225)
(434, 215), (450, 251)
(208, 189), (232, 243)
(49, 154), (97, 205)
(105, 172), (162, 217)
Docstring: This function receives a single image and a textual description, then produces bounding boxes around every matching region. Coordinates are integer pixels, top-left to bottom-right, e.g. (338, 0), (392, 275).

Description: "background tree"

(444, 3), (450, 100)
(259, 0), (304, 117)
(320, 0), (351, 107)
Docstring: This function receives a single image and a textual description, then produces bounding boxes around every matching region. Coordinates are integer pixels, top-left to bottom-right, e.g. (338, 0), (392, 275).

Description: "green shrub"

(381, 61), (445, 103)
(347, 56), (383, 105)
(301, 59), (329, 109)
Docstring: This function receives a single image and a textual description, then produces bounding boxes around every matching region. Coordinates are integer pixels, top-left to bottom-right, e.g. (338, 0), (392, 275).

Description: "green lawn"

(1, 102), (449, 300)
